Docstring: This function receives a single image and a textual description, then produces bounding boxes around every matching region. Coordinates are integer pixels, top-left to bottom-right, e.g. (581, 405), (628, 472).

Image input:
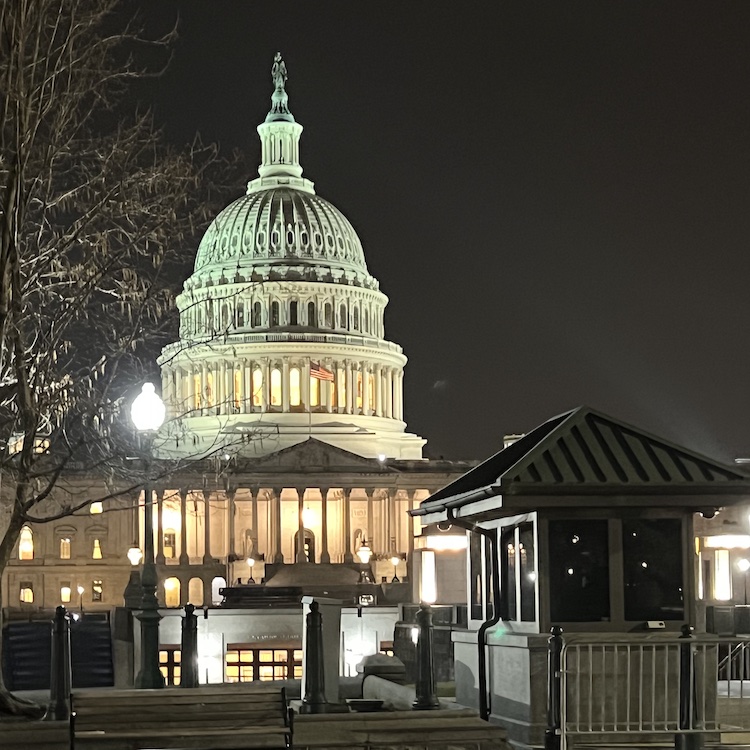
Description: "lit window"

(338, 371), (346, 408)
(236, 302), (244, 328)
(715, 549), (731, 600)
(310, 376), (320, 407)
(18, 526), (33, 560)
(90, 502), (103, 515)
(164, 530), (176, 559)
(160, 648), (181, 686)
(356, 372), (363, 409)
(368, 373), (374, 408)
(252, 369), (263, 406)
(330, 376), (336, 408)
(61, 583), (71, 603)
(270, 368), (282, 406)
(234, 369), (242, 410)
(92, 539), (103, 559)
(193, 374), (202, 409)
(19, 583), (33, 603)
(164, 577), (180, 608)
(60, 537), (71, 560)
(289, 367), (301, 406)
(92, 580), (103, 602)
(205, 372), (214, 407)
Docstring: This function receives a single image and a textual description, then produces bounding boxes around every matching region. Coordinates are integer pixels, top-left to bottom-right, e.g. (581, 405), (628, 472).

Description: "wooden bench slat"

(76, 726), (290, 738)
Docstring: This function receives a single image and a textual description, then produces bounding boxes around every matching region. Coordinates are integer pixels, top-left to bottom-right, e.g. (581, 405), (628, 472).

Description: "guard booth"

(413, 407), (750, 750)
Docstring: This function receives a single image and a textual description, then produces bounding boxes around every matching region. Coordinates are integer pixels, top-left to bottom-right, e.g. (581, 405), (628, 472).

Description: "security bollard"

(300, 601), (328, 713)
(180, 603), (199, 688)
(675, 624), (703, 750)
(545, 626), (563, 750)
(412, 604), (439, 710)
(43, 606), (72, 721)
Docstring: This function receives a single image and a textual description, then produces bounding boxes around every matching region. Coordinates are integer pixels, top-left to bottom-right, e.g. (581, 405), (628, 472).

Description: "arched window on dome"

(307, 302), (317, 328)
(196, 307), (202, 333)
(368, 373), (375, 411)
(18, 526), (33, 560)
(252, 369), (263, 407)
(271, 301), (280, 327)
(270, 368), (282, 407)
(339, 304), (347, 330)
(221, 304), (229, 330)
(353, 307), (360, 331)
(356, 371), (363, 411)
(236, 302), (245, 328)
(363, 309), (370, 334)
(289, 367), (301, 407)
(252, 302), (262, 327)
(290, 301), (298, 326)
(324, 303), (333, 328)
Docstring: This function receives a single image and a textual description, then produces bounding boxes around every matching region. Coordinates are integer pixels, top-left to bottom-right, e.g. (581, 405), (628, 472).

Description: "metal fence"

(553, 630), (750, 750)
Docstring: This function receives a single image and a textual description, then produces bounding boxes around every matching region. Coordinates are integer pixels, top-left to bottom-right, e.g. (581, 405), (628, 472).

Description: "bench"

(71, 684), (291, 749)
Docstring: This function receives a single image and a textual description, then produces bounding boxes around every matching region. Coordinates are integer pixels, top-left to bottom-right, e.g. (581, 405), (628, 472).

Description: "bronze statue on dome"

(271, 52), (287, 91)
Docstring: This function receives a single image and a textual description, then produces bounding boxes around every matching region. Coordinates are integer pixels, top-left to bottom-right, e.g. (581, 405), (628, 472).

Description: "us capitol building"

(2, 56), (471, 619)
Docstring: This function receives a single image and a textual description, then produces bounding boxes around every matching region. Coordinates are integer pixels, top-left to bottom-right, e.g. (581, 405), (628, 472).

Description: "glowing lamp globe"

(357, 540), (372, 565)
(739, 558), (750, 573)
(127, 545), (143, 566)
(390, 555), (401, 568)
(130, 383), (165, 432)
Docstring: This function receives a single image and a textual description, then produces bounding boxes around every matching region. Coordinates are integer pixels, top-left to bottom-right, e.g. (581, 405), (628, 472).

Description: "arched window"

(252, 302), (262, 327)
(293, 529), (316, 563)
(164, 577), (180, 608)
(356, 371), (363, 410)
(271, 301), (280, 327)
(221, 304), (229, 329)
(19, 583), (33, 604)
(339, 304), (347, 329)
(236, 302), (245, 328)
(307, 301), (317, 328)
(234, 369), (242, 411)
(19, 526), (34, 560)
(290, 300), (298, 326)
(206, 299), (214, 330)
(353, 307), (360, 331)
(364, 309), (369, 333)
(211, 576), (227, 606)
(270, 368), (282, 406)
(252, 368), (263, 406)
(188, 577), (204, 606)
(324, 303), (333, 328)
(196, 308), (202, 332)
(289, 367), (301, 406)
(92, 539), (103, 560)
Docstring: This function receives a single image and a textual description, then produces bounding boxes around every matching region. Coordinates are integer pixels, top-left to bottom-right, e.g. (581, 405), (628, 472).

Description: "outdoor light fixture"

(390, 554), (401, 583)
(130, 382), (166, 689)
(127, 544), (143, 566)
(246, 557), (256, 584)
(356, 539), (372, 565)
(77, 585), (85, 613)
(739, 558), (750, 605)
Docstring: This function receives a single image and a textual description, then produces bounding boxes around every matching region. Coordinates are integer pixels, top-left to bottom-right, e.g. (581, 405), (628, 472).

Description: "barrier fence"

(546, 627), (750, 750)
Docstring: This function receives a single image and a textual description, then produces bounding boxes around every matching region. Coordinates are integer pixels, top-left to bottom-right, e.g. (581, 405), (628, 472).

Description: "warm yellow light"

(90, 501), (103, 514)
(77, 585), (85, 596)
(61, 586), (72, 603)
(357, 540), (372, 565)
(164, 578), (177, 591)
(704, 535), (750, 549)
(420, 550), (437, 604)
(739, 558), (750, 573)
(127, 545), (143, 566)
(301, 507), (316, 527)
(130, 382), (165, 432)
(390, 555), (401, 568)
(415, 534), (468, 551)
(246, 557), (255, 569)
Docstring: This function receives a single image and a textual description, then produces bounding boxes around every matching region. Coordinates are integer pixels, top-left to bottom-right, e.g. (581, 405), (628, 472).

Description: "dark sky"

(137, 1), (750, 463)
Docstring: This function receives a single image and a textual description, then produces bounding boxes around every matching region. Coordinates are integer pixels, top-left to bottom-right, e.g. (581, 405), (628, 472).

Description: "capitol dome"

(157, 54), (425, 461)
(192, 188), (377, 290)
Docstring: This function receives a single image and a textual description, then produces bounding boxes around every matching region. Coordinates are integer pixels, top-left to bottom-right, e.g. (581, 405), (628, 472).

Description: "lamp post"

(247, 557), (256, 584)
(390, 554), (401, 583)
(131, 382), (166, 689)
(357, 539), (373, 584)
(738, 558), (750, 605)
(77, 585), (84, 614)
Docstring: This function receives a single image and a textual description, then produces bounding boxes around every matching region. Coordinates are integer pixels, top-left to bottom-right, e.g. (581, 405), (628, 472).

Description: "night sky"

(136, 1), (750, 463)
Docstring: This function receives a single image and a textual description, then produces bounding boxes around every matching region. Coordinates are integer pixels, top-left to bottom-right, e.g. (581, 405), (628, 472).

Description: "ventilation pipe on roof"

(446, 507), (502, 723)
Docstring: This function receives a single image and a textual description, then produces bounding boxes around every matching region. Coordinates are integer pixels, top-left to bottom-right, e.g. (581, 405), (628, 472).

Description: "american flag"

(310, 361), (334, 381)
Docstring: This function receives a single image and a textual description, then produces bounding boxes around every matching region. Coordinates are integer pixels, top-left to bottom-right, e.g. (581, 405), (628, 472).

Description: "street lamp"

(357, 539), (374, 584)
(738, 558), (750, 605)
(131, 382), (166, 689)
(77, 585), (85, 613)
(390, 555), (401, 583)
(247, 557), (256, 584)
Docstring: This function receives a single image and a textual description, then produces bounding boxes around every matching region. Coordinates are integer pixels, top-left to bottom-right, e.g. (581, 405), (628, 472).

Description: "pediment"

(248, 438), (391, 472)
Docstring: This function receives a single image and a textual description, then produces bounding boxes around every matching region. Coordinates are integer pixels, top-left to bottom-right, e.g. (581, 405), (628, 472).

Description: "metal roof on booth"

(413, 407), (750, 521)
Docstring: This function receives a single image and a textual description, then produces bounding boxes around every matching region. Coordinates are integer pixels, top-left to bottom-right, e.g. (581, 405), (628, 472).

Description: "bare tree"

(0, 0), (229, 714)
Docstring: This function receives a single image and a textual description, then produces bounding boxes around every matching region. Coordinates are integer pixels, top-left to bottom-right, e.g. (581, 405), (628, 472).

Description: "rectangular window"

(89, 502), (103, 514)
(225, 645), (301, 683)
(61, 582), (72, 603)
(548, 520), (610, 622)
(518, 523), (536, 622)
(234, 370), (242, 410)
(60, 537), (71, 560)
(252, 369), (263, 407)
(715, 549), (731, 601)
(193, 374), (202, 409)
(469, 532), (483, 621)
(270, 369), (282, 406)
(622, 519), (683, 621)
(92, 580), (103, 602)
(501, 527), (517, 620)
(19, 583), (33, 603)
(309, 376), (320, 407)
(164, 531), (176, 559)
(159, 648), (181, 686)
(92, 539), (103, 560)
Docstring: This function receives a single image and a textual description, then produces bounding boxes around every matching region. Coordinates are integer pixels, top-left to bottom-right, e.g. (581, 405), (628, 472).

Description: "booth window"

(622, 519), (683, 621)
(501, 523), (536, 622)
(548, 520), (610, 622)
